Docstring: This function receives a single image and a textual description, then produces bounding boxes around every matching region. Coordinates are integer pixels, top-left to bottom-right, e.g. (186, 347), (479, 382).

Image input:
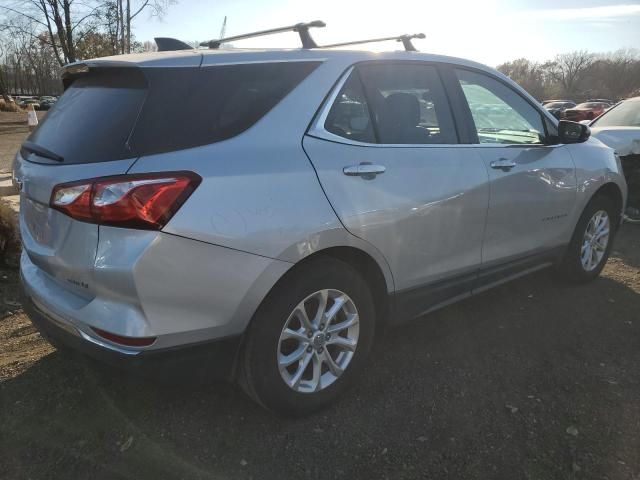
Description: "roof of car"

(71, 47), (498, 75)
(66, 46), (553, 124)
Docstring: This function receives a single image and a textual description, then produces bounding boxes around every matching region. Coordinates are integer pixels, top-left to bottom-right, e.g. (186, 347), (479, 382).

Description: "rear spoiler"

(61, 63), (90, 89)
(61, 61), (142, 89)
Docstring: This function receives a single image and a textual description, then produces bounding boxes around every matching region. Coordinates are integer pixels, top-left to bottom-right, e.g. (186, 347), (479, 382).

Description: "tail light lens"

(51, 172), (201, 230)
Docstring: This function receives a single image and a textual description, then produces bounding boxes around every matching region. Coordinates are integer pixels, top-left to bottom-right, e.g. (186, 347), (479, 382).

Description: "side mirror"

(558, 120), (591, 144)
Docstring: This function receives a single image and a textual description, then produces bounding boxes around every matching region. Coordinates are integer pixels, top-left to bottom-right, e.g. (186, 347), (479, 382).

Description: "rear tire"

(240, 257), (376, 417)
(557, 195), (618, 283)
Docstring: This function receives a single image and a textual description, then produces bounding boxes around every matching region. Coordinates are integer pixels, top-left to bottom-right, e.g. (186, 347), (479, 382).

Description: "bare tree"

(0, 0), (102, 65)
(588, 49), (640, 100)
(0, 39), (11, 102)
(544, 51), (595, 98)
(94, 0), (173, 54)
(123, 0), (173, 53)
(497, 58), (545, 100)
(0, 23), (61, 96)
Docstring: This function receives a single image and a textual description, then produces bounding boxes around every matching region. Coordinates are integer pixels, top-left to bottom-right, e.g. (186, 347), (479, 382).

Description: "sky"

(133, 0), (640, 66)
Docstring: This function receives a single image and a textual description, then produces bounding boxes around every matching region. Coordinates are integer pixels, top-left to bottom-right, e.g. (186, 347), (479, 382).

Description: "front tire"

(557, 195), (618, 283)
(240, 257), (376, 417)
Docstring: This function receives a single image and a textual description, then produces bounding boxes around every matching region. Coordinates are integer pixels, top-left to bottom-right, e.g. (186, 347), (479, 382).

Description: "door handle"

(343, 162), (386, 179)
(490, 158), (516, 171)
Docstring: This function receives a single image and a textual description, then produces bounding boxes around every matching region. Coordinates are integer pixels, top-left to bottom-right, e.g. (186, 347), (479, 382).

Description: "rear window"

(27, 68), (147, 164)
(26, 62), (320, 164)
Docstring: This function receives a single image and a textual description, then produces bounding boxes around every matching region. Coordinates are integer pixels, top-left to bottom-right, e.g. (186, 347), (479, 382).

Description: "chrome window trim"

(305, 132), (566, 149)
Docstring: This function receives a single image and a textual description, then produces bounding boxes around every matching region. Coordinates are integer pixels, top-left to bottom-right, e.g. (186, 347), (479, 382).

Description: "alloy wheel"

(581, 209), (610, 271)
(277, 289), (359, 393)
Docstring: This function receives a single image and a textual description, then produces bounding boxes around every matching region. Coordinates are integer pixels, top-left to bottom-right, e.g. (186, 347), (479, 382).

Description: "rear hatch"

(17, 66), (149, 299)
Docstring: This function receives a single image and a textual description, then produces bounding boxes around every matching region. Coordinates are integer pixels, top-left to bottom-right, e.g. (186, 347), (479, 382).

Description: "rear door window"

(323, 63), (458, 145)
(358, 63), (458, 145)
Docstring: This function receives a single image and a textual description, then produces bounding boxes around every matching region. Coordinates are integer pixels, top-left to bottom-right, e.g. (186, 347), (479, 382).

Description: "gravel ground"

(0, 226), (639, 480)
(0, 111), (46, 173)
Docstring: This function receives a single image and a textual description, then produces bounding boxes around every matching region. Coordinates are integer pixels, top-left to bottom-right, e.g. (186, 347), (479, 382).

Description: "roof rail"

(200, 20), (326, 49)
(155, 37), (194, 52)
(320, 33), (425, 52)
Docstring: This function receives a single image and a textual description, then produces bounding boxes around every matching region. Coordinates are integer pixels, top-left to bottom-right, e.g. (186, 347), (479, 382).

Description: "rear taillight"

(50, 172), (201, 230)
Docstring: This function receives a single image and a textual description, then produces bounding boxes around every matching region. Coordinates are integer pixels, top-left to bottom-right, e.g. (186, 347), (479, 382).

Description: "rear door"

(453, 68), (577, 266)
(303, 62), (489, 319)
(15, 67), (149, 298)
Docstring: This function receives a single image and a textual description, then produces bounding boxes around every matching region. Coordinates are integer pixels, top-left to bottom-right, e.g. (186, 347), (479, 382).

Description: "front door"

(453, 68), (577, 265)
(303, 62), (490, 318)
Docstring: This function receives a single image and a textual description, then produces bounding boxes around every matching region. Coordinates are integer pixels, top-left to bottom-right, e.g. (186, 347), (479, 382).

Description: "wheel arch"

(593, 182), (624, 225)
(242, 244), (393, 336)
(232, 245), (394, 382)
(303, 246), (392, 324)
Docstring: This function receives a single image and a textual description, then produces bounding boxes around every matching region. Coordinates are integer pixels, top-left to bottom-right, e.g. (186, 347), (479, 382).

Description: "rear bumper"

(22, 285), (242, 381)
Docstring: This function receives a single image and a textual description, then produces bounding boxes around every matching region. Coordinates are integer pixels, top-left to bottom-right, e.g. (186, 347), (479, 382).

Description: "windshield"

(592, 100), (640, 127)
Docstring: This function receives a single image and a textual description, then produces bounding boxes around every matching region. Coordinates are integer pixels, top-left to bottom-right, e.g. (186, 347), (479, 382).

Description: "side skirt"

(390, 247), (565, 325)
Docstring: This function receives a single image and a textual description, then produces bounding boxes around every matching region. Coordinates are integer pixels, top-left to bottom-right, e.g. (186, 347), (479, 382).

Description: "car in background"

(17, 98), (41, 110)
(587, 98), (614, 105)
(542, 99), (574, 105)
(563, 102), (610, 122)
(590, 97), (640, 223)
(544, 100), (576, 119)
(38, 97), (58, 111)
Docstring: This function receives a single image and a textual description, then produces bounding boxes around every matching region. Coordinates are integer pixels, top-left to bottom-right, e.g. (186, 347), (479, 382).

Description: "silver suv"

(15, 28), (627, 416)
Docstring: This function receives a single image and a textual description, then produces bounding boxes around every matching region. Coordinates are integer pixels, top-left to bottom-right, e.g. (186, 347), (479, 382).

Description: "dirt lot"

(0, 111), (47, 173)
(0, 225), (639, 479)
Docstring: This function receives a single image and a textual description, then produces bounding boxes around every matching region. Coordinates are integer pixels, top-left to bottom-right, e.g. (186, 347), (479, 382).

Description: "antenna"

(219, 16), (227, 41)
(216, 16), (228, 49)
(320, 33), (425, 52)
(155, 37), (193, 52)
(200, 20), (326, 49)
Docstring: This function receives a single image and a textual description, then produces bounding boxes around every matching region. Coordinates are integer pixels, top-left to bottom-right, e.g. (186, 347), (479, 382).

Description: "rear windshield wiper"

(21, 141), (64, 162)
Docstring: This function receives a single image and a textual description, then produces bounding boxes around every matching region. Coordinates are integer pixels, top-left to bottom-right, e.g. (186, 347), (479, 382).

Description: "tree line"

(497, 49), (640, 102)
(0, 0), (171, 99)
(1, 5), (639, 103)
